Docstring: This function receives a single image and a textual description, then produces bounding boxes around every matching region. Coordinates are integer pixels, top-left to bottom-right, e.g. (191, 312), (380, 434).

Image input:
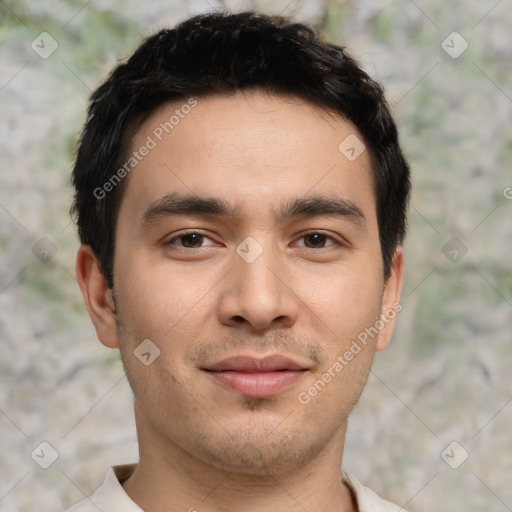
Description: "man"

(69, 10), (410, 512)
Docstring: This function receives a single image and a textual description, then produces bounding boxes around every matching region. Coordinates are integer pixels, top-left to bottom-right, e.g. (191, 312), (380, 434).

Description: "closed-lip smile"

(202, 354), (310, 398)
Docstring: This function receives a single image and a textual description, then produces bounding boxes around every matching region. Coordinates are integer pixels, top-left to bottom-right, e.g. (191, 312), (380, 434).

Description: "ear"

(75, 245), (119, 349)
(375, 246), (405, 352)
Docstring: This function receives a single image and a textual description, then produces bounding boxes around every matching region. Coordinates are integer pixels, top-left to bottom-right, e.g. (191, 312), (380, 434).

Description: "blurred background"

(1, 0), (511, 510)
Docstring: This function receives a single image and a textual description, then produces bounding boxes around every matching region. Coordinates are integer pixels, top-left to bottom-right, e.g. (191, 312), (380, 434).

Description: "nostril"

(232, 315), (287, 325)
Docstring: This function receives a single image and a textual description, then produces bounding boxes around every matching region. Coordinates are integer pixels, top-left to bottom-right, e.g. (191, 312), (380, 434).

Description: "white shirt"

(64, 464), (406, 512)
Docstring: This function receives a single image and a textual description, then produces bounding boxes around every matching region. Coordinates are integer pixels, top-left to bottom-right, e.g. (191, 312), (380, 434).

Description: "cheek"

(114, 248), (217, 339)
(295, 261), (384, 337)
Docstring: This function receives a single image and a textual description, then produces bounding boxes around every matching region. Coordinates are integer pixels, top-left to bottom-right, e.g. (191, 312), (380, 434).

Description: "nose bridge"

(219, 235), (299, 330)
(238, 238), (281, 294)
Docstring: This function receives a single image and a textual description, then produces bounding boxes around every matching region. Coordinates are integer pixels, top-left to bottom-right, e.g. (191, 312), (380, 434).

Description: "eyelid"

(164, 229), (348, 250)
(166, 229), (218, 247)
(293, 230), (346, 248)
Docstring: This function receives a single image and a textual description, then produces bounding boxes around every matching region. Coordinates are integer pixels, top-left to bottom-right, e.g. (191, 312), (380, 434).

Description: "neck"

(122, 402), (357, 512)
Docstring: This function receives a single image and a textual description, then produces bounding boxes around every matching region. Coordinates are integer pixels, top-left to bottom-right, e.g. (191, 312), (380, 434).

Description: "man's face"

(98, 91), (402, 475)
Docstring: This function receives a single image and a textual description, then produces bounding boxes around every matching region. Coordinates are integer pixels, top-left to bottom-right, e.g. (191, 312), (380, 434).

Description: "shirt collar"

(93, 464), (402, 512)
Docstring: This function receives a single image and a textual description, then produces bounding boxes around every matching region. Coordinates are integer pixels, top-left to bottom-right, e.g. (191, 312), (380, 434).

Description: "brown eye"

(297, 232), (337, 249)
(167, 231), (216, 249)
(180, 233), (204, 248)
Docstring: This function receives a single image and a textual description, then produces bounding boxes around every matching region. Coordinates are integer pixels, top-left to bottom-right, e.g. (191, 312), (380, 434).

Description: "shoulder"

(61, 464), (141, 512)
(62, 499), (94, 512)
(342, 471), (407, 512)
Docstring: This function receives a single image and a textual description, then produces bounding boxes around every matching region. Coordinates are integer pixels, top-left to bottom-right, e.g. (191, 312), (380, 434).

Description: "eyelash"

(166, 231), (217, 249)
(165, 230), (342, 249)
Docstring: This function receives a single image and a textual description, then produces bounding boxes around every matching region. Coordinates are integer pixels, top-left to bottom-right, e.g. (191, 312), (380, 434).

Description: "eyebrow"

(140, 193), (240, 226)
(140, 192), (367, 228)
(275, 195), (367, 227)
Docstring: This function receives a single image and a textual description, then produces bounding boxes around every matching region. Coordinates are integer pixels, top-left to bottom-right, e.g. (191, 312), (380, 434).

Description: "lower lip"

(205, 370), (306, 398)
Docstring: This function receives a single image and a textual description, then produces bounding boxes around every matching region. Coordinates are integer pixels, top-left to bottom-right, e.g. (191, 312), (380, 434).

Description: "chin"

(190, 422), (328, 478)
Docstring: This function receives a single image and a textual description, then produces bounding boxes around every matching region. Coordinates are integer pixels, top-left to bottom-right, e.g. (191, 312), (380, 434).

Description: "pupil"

(306, 233), (325, 248)
(183, 233), (202, 247)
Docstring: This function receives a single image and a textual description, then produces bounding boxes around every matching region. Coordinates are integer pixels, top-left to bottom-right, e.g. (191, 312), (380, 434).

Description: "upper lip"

(203, 354), (309, 373)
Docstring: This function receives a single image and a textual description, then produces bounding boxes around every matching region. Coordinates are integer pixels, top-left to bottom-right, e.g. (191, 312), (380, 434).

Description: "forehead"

(118, 90), (376, 228)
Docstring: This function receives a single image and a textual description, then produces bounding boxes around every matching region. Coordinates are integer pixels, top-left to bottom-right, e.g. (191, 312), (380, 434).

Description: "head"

(73, 11), (410, 477)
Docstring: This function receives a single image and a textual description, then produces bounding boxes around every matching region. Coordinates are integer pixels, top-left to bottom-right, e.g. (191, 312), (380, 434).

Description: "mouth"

(201, 354), (310, 398)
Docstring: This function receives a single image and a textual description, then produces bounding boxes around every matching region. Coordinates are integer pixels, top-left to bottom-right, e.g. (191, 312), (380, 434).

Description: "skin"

(76, 90), (404, 512)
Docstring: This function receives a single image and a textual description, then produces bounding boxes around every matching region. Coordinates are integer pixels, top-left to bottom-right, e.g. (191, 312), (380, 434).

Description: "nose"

(217, 241), (300, 332)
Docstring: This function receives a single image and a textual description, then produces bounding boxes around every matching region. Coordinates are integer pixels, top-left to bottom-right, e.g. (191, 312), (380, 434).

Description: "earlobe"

(375, 246), (405, 352)
(75, 245), (120, 349)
